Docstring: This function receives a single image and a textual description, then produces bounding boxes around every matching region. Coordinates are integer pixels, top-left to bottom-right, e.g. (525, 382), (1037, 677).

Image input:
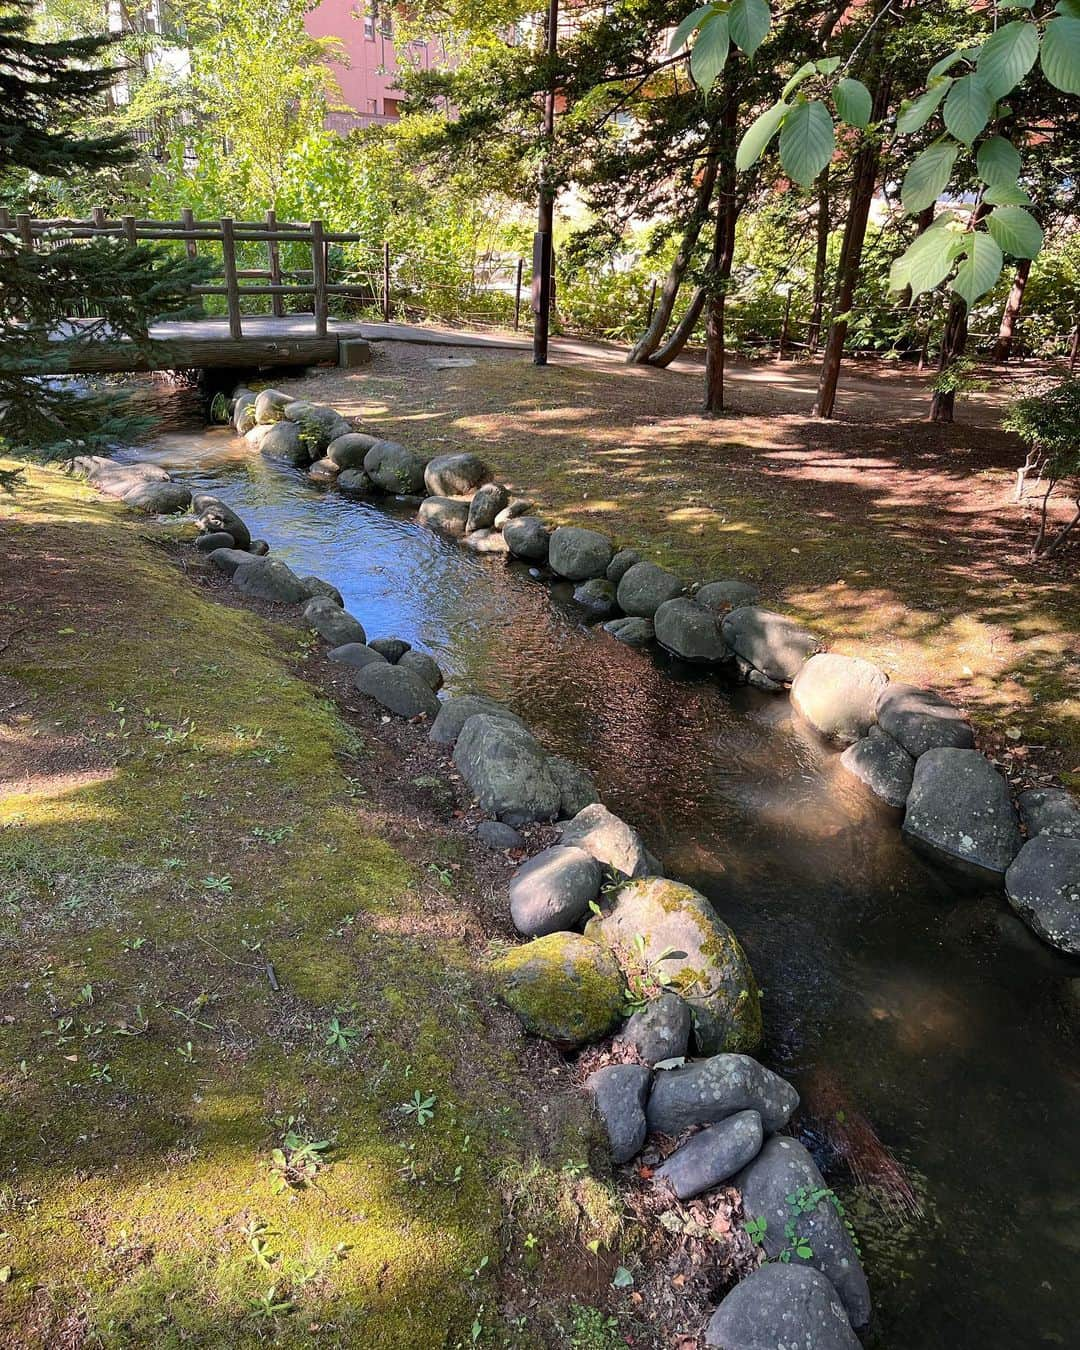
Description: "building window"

(363, 13), (374, 38)
(383, 97), (401, 119)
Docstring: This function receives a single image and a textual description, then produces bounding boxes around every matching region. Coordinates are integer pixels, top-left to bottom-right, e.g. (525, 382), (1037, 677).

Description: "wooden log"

(122, 214), (138, 245)
(33, 334), (341, 375)
(16, 214), (33, 250)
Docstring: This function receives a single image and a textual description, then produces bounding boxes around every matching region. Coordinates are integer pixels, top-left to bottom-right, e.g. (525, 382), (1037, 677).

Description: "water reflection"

(125, 426), (1080, 1350)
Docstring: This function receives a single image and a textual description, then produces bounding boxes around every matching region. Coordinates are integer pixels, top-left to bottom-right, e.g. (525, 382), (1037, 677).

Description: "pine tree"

(0, 0), (206, 461)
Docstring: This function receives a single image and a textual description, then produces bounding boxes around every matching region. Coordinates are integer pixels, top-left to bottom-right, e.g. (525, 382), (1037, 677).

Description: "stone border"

(65, 381), (1080, 1345)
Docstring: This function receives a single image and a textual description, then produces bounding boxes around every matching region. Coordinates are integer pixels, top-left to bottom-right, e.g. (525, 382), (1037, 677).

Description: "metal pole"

(382, 241), (391, 323)
(514, 257), (524, 331)
(532, 0), (558, 365)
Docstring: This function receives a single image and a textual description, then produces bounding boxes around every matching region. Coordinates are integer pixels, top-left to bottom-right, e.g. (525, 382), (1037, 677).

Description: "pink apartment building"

(303, 1), (445, 130)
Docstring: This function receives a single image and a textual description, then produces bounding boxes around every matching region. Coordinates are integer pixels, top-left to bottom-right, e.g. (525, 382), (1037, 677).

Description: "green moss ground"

(0, 466), (623, 1348)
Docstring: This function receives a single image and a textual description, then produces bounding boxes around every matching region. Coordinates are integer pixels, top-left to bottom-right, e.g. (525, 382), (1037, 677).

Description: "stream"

(124, 408), (1079, 1350)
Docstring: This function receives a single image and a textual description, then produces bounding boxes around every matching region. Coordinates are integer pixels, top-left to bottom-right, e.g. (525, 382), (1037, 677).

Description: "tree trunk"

(811, 4), (895, 420)
(628, 151), (720, 364)
(648, 284), (706, 367)
(703, 95), (739, 413)
(807, 169), (830, 354)
(929, 294), (967, 423)
(991, 257), (1031, 363)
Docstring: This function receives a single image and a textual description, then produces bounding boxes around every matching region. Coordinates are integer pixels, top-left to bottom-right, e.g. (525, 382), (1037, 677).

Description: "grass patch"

(0, 464), (621, 1348)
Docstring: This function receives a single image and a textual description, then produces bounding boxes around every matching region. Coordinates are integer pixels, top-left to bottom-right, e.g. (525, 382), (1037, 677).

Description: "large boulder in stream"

(260, 420), (308, 466)
(1005, 835), (1080, 955)
(192, 494), (251, 550)
(453, 714), (561, 825)
(705, 1264), (862, 1350)
(558, 803), (650, 879)
(231, 557), (309, 604)
(418, 497), (470, 538)
(425, 452), (490, 497)
(875, 682), (974, 757)
(122, 480), (191, 514)
(586, 877), (762, 1054)
(509, 844), (602, 937)
(903, 748), (1021, 881)
(548, 526), (613, 581)
(654, 1109), (763, 1200)
(721, 607), (823, 684)
(645, 1053), (798, 1135)
(654, 597), (731, 663)
(303, 597), (366, 647)
(327, 432), (380, 470)
(503, 516), (550, 562)
(839, 727), (914, 808)
(791, 652), (889, 745)
(489, 931), (624, 1048)
(735, 1136), (872, 1331)
(617, 561), (684, 618)
(429, 694), (525, 746)
(363, 440), (429, 495)
(88, 461), (169, 498)
(354, 662), (440, 720)
(467, 482), (509, 533)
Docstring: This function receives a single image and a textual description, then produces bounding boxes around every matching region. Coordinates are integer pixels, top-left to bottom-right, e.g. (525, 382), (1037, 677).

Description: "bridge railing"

(0, 207), (385, 341)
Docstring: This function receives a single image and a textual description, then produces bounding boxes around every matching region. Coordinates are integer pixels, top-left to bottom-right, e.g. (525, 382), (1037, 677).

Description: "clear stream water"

(124, 410), (1079, 1350)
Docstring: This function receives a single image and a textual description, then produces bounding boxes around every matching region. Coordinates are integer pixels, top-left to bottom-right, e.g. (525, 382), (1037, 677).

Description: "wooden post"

(0, 207), (11, 231)
(91, 206), (107, 231)
(180, 207), (198, 259)
(1070, 324), (1079, 374)
(311, 219), (329, 338)
(778, 289), (792, 360)
(15, 213), (33, 250)
(267, 209), (284, 318)
(382, 241), (391, 322)
(220, 217), (243, 340)
(513, 257), (524, 330)
(122, 214), (137, 246)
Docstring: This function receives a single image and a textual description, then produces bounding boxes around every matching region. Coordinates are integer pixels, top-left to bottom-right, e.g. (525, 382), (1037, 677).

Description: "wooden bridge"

(4, 208), (528, 373)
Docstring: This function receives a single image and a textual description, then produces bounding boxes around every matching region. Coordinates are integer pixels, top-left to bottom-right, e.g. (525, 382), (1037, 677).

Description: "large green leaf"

(668, 4), (714, 55)
(943, 73), (994, 143)
(778, 100), (835, 186)
(1041, 16), (1080, 93)
(976, 19), (1039, 98)
(896, 79), (951, 133)
(889, 217), (965, 296)
(986, 205), (1044, 258)
(834, 77), (873, 128)
(782, 61), (817, 100)
(928, 49), (966, 79)
(984, 181), (1033, 205)
(976, 135), (1021, 184)
(690, 11), (730, 90)
(735, 100), (788, 171)
(1055, 0), (1080, 16)
(951, 231), (1004, 306)
(900, 140), (960, 212)
(728, 0), (770, 57)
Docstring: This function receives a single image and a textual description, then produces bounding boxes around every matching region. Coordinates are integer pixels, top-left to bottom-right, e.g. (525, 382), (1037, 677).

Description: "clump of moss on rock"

(489, 932), (626, 1047)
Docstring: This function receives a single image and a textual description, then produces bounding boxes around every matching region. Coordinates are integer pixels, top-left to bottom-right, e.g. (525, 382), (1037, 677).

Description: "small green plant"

(201, 873), (233, 894)
(621, 934), (681, 1012)
(175, 1041), (193, 1062)
(242, 1219), (278, 1272)
(122, 936), (147, 951)
(400, 1090), (436, 1126)
(324, 1018), (359, 1052)
(269, 1124), (330, 1193)
(246, 1285), (294, 1320)
(744, 1215), (767, 1245)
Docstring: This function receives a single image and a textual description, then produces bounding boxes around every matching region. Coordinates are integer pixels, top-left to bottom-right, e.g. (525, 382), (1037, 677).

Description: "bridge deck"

(40, 315), (532, 375)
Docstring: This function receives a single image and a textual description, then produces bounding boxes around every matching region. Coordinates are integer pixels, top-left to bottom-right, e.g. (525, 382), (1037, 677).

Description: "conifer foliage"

(0, 0), (206, 460)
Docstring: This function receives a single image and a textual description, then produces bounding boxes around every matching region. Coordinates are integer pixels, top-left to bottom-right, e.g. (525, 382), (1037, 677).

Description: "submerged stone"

(839, 726), (914, 808)
(791, 652), (889, 745)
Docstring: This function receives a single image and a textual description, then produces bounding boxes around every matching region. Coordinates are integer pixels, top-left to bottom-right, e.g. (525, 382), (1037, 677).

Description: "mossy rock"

(585, 877), (762, 1055)
(490, 932), (625, 1047)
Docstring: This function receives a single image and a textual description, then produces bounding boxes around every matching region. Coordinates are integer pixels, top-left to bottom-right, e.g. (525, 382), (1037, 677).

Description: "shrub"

(1002, 377), (1080, 557)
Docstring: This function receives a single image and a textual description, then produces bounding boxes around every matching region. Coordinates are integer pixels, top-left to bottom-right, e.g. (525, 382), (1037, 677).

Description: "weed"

(325, 1018), (359, 1052)
(269, 1124), (331, 1193)
(246, 1285), (294, 1320)
(201, 873), (233, 895)
(401, 1090), (437, 1126)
